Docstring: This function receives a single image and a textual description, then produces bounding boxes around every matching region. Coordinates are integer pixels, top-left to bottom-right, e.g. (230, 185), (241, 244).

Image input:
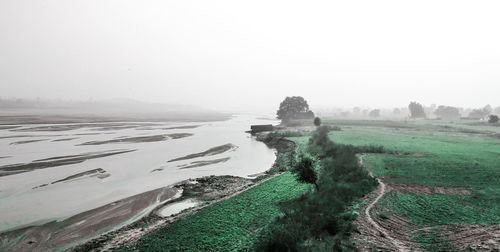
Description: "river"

(0, 114), (278, 235)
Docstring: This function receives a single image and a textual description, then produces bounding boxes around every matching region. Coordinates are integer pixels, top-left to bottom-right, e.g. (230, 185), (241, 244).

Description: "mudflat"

(0, 186), (179, 252)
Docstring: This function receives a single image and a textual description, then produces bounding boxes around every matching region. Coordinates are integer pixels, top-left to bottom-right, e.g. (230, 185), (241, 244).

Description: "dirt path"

(360, 155), (409, 252)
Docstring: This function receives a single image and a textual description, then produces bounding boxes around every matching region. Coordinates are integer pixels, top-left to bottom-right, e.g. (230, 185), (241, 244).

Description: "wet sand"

(71, 175), (254, 252)
(0, 149), (136, 177)
(178, 157), (231, 169)
(51, 168), (109, 184)
(10, 139), (48, 145)
(168, 143), (237, 162)
(0, 186), (179, 252)
(79, 134), (193, 145)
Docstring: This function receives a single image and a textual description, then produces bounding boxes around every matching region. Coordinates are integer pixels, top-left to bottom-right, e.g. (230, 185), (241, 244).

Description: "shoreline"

(0, 126), (293, 252)
(69, 132), (296, 251)
(0, 116), (280, 252)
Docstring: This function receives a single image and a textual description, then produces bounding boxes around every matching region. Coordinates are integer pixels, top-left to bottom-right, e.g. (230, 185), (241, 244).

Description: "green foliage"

(259, 131), (301, 174)
(271, 152), (295, 173)
(309, 118), (500, 250)
(126, 173), (309, 251)
(291, 152), (318, 188)
(411, 227), (457, 251)
(380, 192), (500, 227)
(256, 125), (378, 250)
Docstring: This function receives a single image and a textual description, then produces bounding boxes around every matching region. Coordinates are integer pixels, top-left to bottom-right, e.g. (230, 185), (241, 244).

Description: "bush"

(257, 125), (378, 250)
(291, 152), (319, 189)
(314, 117), (321, 127)
(489, 115), (499, 123)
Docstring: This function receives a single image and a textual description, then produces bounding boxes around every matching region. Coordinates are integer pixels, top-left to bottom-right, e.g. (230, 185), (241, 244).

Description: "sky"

(1, 0), (499, 112)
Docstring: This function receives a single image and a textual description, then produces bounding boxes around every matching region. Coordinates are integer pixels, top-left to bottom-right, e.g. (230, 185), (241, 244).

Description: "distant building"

(249, 124), (274, 134)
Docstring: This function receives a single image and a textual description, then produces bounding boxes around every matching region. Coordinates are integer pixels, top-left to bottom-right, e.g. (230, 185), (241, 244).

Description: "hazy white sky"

(1, 0), (499, 112)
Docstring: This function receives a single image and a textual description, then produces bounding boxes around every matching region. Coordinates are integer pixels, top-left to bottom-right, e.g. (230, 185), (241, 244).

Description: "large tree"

(276, 96), (314, 123)
(408, 101), (426, 119)
(434, 105), (461, 120)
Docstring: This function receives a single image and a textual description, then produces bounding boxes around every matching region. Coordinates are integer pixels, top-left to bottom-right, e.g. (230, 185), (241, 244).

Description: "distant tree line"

(434, 105), (461, 120)
(275, 97), (499, 123)
(468, 105), (492, 120)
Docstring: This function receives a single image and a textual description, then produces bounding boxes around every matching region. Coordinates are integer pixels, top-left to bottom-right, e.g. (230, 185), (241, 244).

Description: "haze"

(1, 0), (499, 112)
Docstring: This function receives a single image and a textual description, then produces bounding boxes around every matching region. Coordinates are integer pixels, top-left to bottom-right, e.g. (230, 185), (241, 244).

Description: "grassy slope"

(292, 119), (500, 250)
(126, 173), (309, 251)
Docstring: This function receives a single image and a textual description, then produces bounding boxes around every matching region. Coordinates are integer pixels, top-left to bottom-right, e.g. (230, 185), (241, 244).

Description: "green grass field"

(291, 119), (500, 250)
(125, 173), (309, 251)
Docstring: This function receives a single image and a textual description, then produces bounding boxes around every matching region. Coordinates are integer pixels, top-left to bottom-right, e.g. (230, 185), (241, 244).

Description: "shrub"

(291, 152), (319, 189)
(314, 117), (321, 127)
(489, 115), (499, 123)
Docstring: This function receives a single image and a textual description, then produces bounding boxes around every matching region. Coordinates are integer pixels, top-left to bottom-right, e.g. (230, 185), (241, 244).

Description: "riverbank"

(68, 133), (296, 251)
(0, 115), (279, 252)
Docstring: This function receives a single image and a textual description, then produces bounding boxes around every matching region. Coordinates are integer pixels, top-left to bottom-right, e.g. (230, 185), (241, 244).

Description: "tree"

(393, 108), (401, 115)
(314, 117), (321, 126)
(291, 152), (318, 189)
(484, 104), (492, 114)
(434, 105), (461, 120)
(469, 105), (491, 120)
(408, 102), (426, 118)
(276, 96), (314, 123)
(369, 109), (380, 118)
(494, 106), (500, 115)
(489, 115), (499, 123)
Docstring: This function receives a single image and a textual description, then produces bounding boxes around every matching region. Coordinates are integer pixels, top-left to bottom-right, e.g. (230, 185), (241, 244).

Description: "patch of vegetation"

(309, 118), (500, 250)
(124, 173), (309, 251)
(258, 132), (299, 174)
(411, 227), (456, 252)
(380, 192), (500, 227)
(255, 126), (378, 251)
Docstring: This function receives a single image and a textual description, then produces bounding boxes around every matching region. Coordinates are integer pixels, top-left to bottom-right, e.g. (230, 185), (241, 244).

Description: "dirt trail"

(360, 155), (409, 252)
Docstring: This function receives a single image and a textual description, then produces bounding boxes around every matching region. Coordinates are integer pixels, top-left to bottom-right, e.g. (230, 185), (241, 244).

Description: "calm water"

(158, 198), (200, 217)
(0, 115), (277, 233)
